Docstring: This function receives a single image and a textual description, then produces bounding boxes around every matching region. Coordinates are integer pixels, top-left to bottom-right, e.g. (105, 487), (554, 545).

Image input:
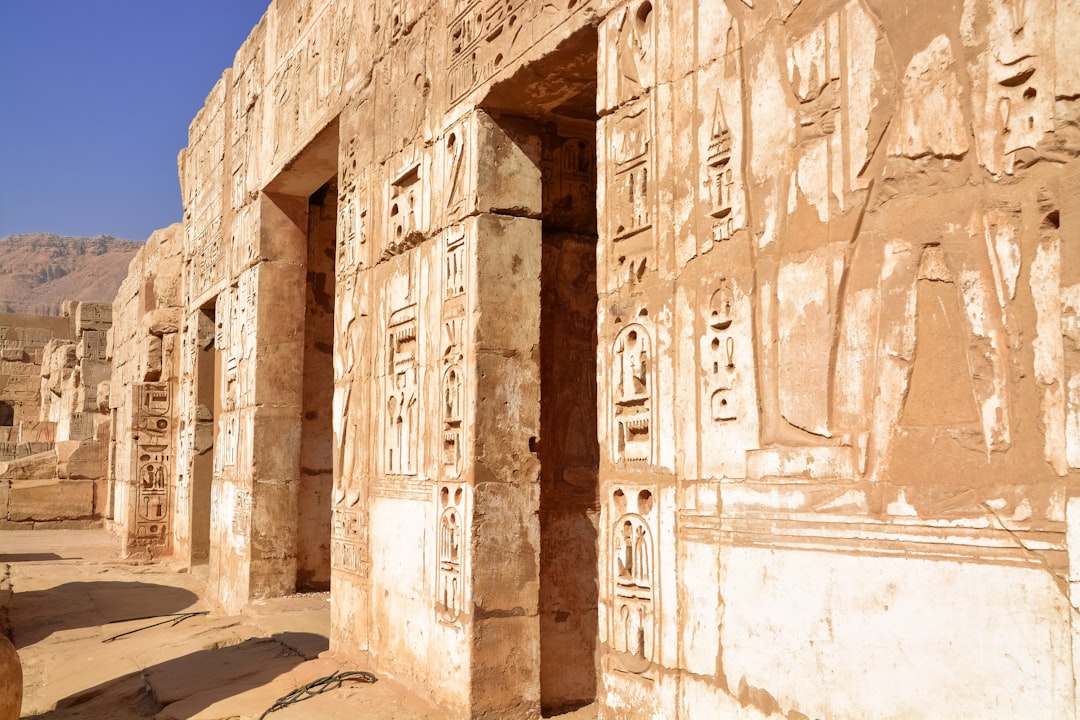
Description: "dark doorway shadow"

(11, 580), (200, 648)
(22, 632), (329, 720)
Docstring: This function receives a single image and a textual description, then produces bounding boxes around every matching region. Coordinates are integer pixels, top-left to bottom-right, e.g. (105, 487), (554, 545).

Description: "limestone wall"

(119, 0), (1080, 717)
(109, 223), (183, 554)
(0, 311), (71, 453)
(0, 303), (114, 528)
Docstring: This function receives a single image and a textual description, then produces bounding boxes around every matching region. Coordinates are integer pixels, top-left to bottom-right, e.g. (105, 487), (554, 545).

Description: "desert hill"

(0, 233), (142, 315)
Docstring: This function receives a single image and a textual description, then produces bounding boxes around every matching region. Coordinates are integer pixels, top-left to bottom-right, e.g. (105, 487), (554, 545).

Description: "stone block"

(0, 450), (57, 480)
(55, 440), (105, 479)
(7, 478), (94, 521)
(475, 111), (543, 217)
(0, 348), (27, 363)
(249, 408), (303, 481)
(19, 421), (55, 445)
(471, 615), (541, 718)
(141, 334), (162, 381)
(143, 307), (181, 336)
(74, 302), (112, 331)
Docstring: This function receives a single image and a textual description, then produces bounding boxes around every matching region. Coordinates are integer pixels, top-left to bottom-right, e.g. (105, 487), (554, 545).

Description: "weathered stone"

(95, 1), (1080, 718)
(7, 478), (94, 521)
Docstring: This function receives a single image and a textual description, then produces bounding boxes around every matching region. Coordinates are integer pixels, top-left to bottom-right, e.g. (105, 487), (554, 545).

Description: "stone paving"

(2, 529), (596, 719)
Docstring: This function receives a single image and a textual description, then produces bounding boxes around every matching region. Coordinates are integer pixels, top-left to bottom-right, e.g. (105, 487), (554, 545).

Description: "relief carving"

(339, 135), (369, 271)
(384, 163), (424, 259)
(445, 225), (467, 300)
(612, 323), (653, 464)
(386, 305), (419, 476)
(332, 505), (369, 577)
(706, 281), (738, 422)
(610, 486), (657, 673)
(606, 102), (655, 288)
(436, 483), (466, 626)
(447, 0), (586, 105)
(614, 1), (655, 105)
(133, 382), (173, 547)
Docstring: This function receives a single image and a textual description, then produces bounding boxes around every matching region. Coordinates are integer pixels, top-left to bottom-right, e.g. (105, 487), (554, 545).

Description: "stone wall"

(0, 303), (113, 527)
(108, 224), (183, 555)
(111, 0), (1080, 717)
(0, 311), (71, 455)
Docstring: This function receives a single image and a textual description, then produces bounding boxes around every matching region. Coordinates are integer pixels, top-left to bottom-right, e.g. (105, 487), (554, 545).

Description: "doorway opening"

(297, 178), (337, 591)
(191, 302), (217, 565)
(483, 25), (600, 716)
(258, 120), (339, 597)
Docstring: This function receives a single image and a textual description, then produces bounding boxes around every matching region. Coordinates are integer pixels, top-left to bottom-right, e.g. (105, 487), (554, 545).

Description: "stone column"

(466, 111), (544, 717)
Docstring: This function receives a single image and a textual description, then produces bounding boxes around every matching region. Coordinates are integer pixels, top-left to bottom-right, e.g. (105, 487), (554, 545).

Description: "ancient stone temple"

(106, 0), (1080, 717)
(1, 302), (113, 526)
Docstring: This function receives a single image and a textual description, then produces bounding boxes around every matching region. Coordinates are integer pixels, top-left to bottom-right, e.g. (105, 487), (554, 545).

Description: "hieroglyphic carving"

(613, 1), (656, 106)
(705, 89), (736, 245)
(332, 505), (369, 576)
(606, 102), (654, 287)
(339, 135), (369, 271)
(612, 323), (653, 464)
(445, 225), (467, 300)
(386, 304), (419, 476)
(609, 485), (657, 673)
(132, 382), (172, 547)
(443, 122), (472, 223)
(184, 77), (226, 304)
(442, 311), (466, 478)
(446, 0), (586, 105)
(436, 482), (466, 626)
(542, 129), (597, 233)
(232, 486), (252, 537)
(705, 280), (738, 422)
(966, 0), (1055, 176)
(384, 163), (424, 258)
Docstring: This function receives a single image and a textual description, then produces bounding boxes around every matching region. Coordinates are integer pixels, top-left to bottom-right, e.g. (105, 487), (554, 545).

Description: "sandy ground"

(1, 529), (598, 720)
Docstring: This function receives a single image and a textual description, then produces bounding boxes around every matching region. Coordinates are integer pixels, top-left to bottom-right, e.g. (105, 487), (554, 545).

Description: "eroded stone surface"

(0, 303), (112, 526)
(97, 0), (1080, 718)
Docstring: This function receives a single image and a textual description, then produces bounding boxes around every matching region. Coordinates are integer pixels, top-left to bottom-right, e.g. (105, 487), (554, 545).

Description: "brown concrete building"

(105, 0), (1080, 717)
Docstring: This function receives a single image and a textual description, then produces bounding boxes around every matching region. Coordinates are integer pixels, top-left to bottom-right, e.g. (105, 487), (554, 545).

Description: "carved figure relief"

(436, 483), (466, 626)
(610, 486), (657, 673)
(615, 2), (655, 105)
(744, 0), (897, 446)
(613, 323), (653, 464)
(386, 305), (419, 476)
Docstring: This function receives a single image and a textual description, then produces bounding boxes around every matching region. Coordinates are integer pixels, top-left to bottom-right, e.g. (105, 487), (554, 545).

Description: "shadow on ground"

(0, 553), (64, 562)
(22, 631), (329, 720)
(12, 580), (200, 648)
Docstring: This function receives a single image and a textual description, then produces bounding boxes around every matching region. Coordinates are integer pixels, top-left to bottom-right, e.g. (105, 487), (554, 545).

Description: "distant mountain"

(0, 233), (143, 316)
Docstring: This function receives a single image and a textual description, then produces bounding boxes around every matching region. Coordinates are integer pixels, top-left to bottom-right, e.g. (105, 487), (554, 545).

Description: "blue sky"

(0, 1), (269, 241)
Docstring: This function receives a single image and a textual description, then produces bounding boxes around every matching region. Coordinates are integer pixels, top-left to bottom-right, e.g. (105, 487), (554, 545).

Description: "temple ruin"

(1, 302), (113, 527)
(90, 0), (1080, 717)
